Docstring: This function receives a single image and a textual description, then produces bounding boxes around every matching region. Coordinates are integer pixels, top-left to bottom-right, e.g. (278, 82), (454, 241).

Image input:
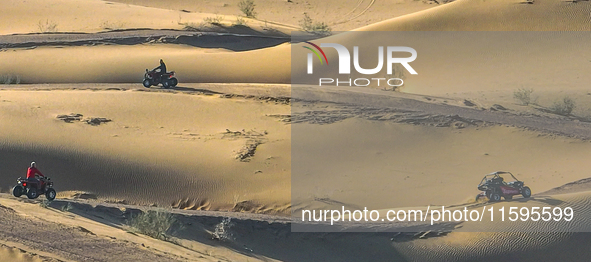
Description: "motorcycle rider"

(152, 59), (167, 82)
(26, 162), (45, 190)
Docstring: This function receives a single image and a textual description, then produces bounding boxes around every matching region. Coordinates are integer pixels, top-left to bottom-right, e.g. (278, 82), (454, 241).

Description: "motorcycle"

(12, 176), (56, 201)
(143, 69), (178, 88)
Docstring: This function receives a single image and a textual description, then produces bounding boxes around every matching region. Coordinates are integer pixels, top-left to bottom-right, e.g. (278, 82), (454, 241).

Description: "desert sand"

(0, 85), (291, 213)
(2, 0), (591, 260)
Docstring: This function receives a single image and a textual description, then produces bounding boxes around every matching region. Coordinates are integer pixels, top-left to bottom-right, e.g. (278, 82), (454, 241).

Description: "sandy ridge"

(0, 30), (290, 51)
(4, 84), (590, 140)
(294, 85), (591, 140)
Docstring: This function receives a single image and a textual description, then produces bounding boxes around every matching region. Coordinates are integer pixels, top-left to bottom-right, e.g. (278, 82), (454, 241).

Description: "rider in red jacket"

(26, 162), (44, 189)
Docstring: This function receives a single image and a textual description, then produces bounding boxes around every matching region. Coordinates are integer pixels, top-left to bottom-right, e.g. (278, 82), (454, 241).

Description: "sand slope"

(0, 44), (291, 84)
(4, 189), (591, 262)
(0, 86), (291, 213)
(2, 0), (294, 35)
(293, 116), (591, 212)
(360, 0), (591, 31)
(0, 244), (45, 262)
(107, 0), (438, 31)
(3, 0), (589, 86)
(3, 0), (591, 260)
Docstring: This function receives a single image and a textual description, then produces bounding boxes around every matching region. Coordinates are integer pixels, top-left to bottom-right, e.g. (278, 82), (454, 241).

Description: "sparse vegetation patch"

(550, 96), (576, 116)
(38, 19), (58, 33)
(238, 0), (257, 18)
(299, 13), (332, 36)
(0, 74), (21, 85)
(233, 16), (247, 26)
(128, 210), (177, 240)
(513, 88), (535, 105)
(204, 15), (224, 26)
(211, 217), (234, 241)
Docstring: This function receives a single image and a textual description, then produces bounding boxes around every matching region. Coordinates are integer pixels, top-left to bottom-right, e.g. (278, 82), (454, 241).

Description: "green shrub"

(211, 217), (234, 241)
(39, 200), (51, 208)
(550, 96), (576, 116)
(61, 202), (73, 212)
(204, 15), (224, 26)
(233, 16), (247, 26)
(299, 13), (331, 36)
(128, 210), (177, 240)
(38, 19), (58, 33)
(100, 20), (126, 30)
(238, 0), (257, 18)
(513, 88), (534, 105)
(183, 22), (206, 31)
(0, 74), (21, 85)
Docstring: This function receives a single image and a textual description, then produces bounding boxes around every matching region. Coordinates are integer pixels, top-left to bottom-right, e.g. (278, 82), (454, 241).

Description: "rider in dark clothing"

(153, 59), (167, 82)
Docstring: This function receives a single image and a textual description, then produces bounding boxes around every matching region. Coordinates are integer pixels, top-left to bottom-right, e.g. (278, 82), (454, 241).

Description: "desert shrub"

(39, 200), (51, 208)
(211, 217), (234, 241)
(0, 74), (20, 85)
(260, 20), (280, 33)
(183, 22), (207, 31)
(513, 88), (535, 105)
(38, 19), (58, 33)
(128, 210), (176, 240)
(550, 96), (576, 116)
(204, 15), (224, 26)
(61, 202), (73, 212)
(238, 0), (257, 18)
(233, 16), (247, 26)
(299, 13), (331, 36)
(100, 20), (126, 30)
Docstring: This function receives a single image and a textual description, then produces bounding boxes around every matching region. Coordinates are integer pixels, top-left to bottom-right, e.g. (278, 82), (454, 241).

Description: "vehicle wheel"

(170, 78), (178, 87)
(142, 79), (152, 88)
(489, 192), (501, 202)
(522, 186), (532, 198)
(45, 188), (56, 201)
(504, 195), (513, 200)
(27, 188), (38, 199)
(12, 185), (24, 197)
(162, 80), (171, 89)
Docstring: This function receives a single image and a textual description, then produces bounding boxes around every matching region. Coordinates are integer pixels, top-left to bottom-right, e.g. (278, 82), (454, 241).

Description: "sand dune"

(4, 0), (591, 260)
(392, 231), (591, 261)
(293, 116), (591, 212)
(4, 0), (589, 86)
(360, 0), (591, 31)
(2, 0), (294, 35)
(0, 44), (291, 84)
(387, 186), (591, 261)
(0, 87), (291, 213)
(107, 0), (437, 31)
(0, 244), (44, 262)
(2, 0), (589, 89)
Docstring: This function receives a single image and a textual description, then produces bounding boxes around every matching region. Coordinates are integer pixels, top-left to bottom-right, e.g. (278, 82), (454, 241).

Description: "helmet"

(160, 59), (164, 63)
(31, 162), (36, 168)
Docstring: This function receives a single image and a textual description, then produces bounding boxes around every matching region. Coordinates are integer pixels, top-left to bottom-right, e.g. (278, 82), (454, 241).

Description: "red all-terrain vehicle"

(142, 69), (178, 88)
(477, 171), (531, 202)
(12, 176), (56, 201)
